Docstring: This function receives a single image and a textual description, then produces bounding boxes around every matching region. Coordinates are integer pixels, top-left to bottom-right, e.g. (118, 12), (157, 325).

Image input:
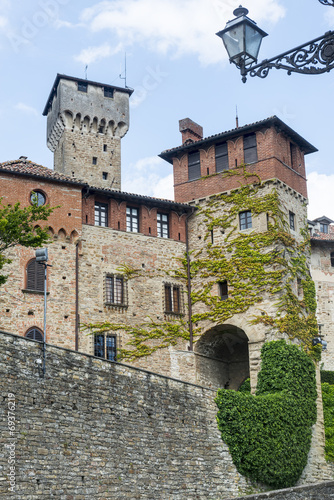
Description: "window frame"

(126, 207), (139, 233)
(104, 87), (114, 99)
(30, 190), (46, 207)
(188, 151), (201, 181)
(219, 281), (228, 301)
(25, 327), (44, 342)
(243, 133), (258, 164)
(94, 333), (117, 362)
(94, 202), (108, 227)
(105, 274), (126, 307)
(78, 82), (88, 93)
(157, 213), (169, 238)
(239, 210), (252, 230)
(289, 211), (295, 231)
(164, 283), (182, 315)
(320, 223), (329, 234)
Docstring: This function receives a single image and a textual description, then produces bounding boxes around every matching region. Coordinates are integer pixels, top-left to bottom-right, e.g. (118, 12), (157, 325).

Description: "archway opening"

(194, 324), (250, 390)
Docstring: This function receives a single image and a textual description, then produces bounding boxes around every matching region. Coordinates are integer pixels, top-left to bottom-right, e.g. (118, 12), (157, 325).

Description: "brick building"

(0, 74), (332, 389)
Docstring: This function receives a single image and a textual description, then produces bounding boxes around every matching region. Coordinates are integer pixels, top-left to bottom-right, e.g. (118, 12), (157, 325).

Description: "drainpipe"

(75, 242), (79, 351)
(185, 208), (195, 351)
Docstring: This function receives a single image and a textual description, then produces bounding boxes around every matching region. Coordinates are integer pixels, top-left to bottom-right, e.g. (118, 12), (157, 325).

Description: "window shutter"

(25, 328), (43, 342)
(27, 260), (44, 291)
(188, 152), (201, 181)
(165, 285), (172, 312)
(173, 287), (180, 313)
(215, 143), (228, 172)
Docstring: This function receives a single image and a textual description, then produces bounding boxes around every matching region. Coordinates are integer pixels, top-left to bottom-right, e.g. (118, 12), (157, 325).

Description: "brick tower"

(43, 74), (133, 190)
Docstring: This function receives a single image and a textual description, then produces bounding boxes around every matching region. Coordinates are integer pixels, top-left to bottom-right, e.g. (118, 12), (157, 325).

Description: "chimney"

(179, 118), (203, 145)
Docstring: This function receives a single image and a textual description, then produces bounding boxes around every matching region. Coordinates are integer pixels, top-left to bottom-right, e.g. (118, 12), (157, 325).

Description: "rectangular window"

(78, 82), (88, 93)
(239, 210), (252, 230)
(215, 143), (228, 173)
(102, 172), (108, 180)
(104, 87), (114, 98)
(157, 213), (169, 238)
(92, 157), (97, 165)
(95, 202), (108, 227)
(105, 275), (124, 305)
(126, 207), (139, 232)
(94, 334), (117, 361)
(320, 223), (329, 233)
(164, 284), (181, 314)
(289, 211), (295, 231)
(219, 281), (228, 300)
(188, 151), (201, 181)
(243, 133), (258, 164)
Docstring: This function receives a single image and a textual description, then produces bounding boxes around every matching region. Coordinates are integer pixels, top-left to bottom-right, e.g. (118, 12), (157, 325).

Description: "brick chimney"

(179, 118), (203, 145)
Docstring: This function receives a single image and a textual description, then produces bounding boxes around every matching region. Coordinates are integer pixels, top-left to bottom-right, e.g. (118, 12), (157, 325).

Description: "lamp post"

(217, 4), (334, 82)
(35, 248), (49, 377)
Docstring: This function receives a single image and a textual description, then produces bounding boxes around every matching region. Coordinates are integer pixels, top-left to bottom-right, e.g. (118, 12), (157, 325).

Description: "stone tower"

(43, 74), (133, 190)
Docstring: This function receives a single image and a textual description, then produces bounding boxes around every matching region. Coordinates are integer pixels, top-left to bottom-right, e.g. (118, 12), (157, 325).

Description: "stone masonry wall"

(0, 331), (250, 499)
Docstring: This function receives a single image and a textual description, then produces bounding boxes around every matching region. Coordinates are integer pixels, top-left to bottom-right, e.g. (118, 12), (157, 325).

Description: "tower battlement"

(43, 74), (133, 190)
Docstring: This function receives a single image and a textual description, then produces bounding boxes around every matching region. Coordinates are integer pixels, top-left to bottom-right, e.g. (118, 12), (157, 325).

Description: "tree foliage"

(0, 198), (54, 285)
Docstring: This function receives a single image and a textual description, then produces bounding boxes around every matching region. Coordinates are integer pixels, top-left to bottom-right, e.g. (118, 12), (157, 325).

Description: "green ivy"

(321, 370), (334, 385)
(216, 340), (317, 489)
(321, 374), (334, 462)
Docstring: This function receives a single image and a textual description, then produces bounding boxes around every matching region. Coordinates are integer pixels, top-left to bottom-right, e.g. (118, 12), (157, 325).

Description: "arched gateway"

(194, 324), (250, 390)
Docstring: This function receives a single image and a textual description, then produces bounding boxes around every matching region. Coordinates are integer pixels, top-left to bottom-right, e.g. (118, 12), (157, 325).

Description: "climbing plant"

(85, 166), (318, 360)
(216, 340), (317, 489)
(322, 378), (334, 462)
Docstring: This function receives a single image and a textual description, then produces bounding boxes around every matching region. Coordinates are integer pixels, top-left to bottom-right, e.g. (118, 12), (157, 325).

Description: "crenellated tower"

(43, 74), (133, 190)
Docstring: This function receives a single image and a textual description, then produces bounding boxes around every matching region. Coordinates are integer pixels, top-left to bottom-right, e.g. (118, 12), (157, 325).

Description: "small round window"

(30, 190), (46, 206)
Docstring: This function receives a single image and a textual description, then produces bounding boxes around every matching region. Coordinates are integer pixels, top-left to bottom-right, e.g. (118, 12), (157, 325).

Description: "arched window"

(331, 252), (334, 268)
(25, 327), (43, 342)
(26, 259), (44, 292)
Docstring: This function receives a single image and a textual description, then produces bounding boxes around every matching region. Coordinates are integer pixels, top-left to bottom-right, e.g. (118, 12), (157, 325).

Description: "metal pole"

(42, 262), (47, 377)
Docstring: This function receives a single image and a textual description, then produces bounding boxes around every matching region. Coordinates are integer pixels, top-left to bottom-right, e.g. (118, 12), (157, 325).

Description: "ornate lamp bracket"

(242, 31), (334, 82)
(319, 0), (334, 6)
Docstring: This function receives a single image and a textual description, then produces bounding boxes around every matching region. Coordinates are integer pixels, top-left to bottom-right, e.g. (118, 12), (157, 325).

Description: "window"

(95, 202), (108, 227)
(102, 172), (108, 180)
(26, 259), (44, 292)
(126, 207), (139, 232)
(92, 157), (97, 165)
(25, 327), (43, 342)
(243, 133), (258, 164)
(215, 143), (228, 173)
(104, 87), (114, 99)
(239, 210), (252, 230)
(94, 333), (117, 361)
(188, 151), (201, 181)
(103, 144), (107, 152)
(219, 281), (228, 300)
(290, 143), (297, 168)
(30, 190), (46, 206)
(331, 252), (334, 267)
(78, 82), (87, 93)
(105, 275), (124, 305)
(157, 213), (169, 238)
(320, 223), (329, 233)
(289, 211), (295, 231)
(164, 284), (181, 314)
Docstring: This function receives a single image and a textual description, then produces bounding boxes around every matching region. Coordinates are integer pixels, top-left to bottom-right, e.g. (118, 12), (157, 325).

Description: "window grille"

(95, 202), (108, 227)
(188, 151), (201, 181)
(94, 333), (117, 361)
(215, 143), (229, 172)
(289, 211), (295, 231)
(157, 213), (169, 238)
(243, 133), (258, 163)
(26, 259), (44, 292)
(126, 207), (139, 232)
(105, 276), (124, 305)
(239, 210), (252, 230)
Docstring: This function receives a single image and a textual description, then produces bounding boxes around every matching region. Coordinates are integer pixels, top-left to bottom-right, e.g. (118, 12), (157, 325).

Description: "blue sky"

(0, 0), (333, 219)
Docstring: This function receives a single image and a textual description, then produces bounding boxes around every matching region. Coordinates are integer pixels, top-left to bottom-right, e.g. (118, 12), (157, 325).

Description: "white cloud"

(0, 16), (8, 29)
(123, 156), (174, 200)
(307, 171), (334, 220)
(15, 102), (39, 116)
(324, 8), (334, 27)
(79, 0), (285, 65)
(74, 42), (123, 65)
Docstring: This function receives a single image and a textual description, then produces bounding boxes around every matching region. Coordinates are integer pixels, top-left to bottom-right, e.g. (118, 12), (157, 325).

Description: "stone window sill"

(22, 289), (50, 296)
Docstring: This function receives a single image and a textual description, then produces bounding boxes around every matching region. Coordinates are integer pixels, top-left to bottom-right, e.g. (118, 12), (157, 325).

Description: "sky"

(0, 0), (333, 220)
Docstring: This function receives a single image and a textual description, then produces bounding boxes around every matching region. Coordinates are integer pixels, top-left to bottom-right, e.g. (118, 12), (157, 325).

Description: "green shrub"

(322, 382), (334, 462)
(216, 340), (317, 489)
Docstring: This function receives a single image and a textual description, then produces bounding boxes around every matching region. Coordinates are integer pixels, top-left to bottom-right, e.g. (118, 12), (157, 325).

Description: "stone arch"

(58, 228), (67, 240)
(106, 120), (115, 136)
(90, 117), (98, 134)
(82, 115), (90, 132)
(194, 324), (250, 390)
(48, 226), (55, 237)
(70, 230), (79, 243)
(73, 113), (81, 131)
(98, 119), (106, 134)
(63, 110), (73, 129)
(115, 121), (128, 138)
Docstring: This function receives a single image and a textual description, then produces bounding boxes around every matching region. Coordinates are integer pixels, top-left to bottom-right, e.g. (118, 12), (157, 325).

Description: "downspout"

(75, 242), (79, 351)
(185, 208), (195, 351)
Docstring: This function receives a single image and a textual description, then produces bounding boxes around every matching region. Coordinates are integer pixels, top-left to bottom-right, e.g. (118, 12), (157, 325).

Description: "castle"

(1, 73), (333, 391)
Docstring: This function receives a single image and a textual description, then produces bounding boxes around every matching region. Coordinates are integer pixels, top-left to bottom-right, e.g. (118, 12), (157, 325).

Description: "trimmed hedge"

(216, 340), (317, 489)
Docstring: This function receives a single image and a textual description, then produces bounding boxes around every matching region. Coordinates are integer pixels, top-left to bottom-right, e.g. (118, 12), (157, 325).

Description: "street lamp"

(35, 248), (49, 377)
(217, 4), (334, 82)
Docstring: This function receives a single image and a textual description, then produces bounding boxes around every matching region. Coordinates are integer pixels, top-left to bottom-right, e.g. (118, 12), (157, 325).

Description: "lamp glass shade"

(222, 24), (244, 61)
(244, 23), (264, 62)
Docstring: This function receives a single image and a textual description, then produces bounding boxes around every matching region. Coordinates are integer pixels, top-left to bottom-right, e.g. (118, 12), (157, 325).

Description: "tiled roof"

(311, 224), (334, 242)
(0, 159), (84, 186)
(159, 115), (317, 163)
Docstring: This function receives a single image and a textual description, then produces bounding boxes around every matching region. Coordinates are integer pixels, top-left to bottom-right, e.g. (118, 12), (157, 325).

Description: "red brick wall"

(173, 126), (308, 202)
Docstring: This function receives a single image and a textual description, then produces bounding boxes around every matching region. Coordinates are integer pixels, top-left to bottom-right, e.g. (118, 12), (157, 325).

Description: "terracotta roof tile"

(0, 159), (84, 186)
(311, 224), (334, 242)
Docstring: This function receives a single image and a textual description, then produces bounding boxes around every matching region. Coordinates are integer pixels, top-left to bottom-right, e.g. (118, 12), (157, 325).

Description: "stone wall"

(228, 481), (334, 500)
(0, 331), (251, 499)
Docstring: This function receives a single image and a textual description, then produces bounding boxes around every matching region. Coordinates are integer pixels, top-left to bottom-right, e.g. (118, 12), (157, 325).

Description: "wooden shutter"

(188, 152), (201, 181)
(27, 260), (44, 291)
(165, 285), (172, 312)
(173, 287), (180, 313)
